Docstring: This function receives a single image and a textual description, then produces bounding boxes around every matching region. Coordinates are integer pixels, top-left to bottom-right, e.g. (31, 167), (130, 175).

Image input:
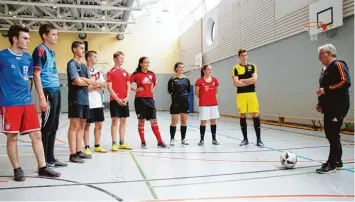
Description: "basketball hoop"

(304, 22), (327, 41)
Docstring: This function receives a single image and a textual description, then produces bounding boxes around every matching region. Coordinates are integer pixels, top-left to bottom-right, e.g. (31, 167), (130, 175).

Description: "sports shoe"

(256, 139), (264, 148)
(336, 161), (344, 170)
(84, 147), (92, 155)
(77, 151), (92, 159)
(69, 155), (85, 163)
(47, 159), (68, 167)
(38, 166), (61, 178)
(198, 139), (204, 146)
(181, 139), (189, 145)
(94, 146), (107, 153)
(158, 142), (169, 148)
(141, 142), (147, 149)
(170, 139), (175, 146)
(239, 139), (249, 146)
(119, 144), (132, 150)
(316, 163), (336, 174)
(212, 139), (219, 145)
(14, 167), (25, 182)
(111, 144), (119, 152)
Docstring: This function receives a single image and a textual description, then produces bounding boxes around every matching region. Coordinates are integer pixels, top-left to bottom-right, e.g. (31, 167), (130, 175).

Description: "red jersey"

(130, 70), (157, 98)
(106, 67), (130, 100)
(195, 77), (219, 106)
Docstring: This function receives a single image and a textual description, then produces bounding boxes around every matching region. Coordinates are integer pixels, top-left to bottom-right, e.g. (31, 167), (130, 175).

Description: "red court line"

(142, 194), (355, 202)
(0, 180), (9, 182)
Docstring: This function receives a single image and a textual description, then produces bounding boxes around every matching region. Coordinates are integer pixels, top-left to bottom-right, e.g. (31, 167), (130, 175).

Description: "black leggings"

(41, 91), (61, 163)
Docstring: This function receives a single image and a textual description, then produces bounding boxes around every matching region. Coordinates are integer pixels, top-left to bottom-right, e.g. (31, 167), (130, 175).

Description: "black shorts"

(87, 107), (105, 123)
(110, 100), (130, 118)
(170, 99), (189, 114)
(68, 103), (90, 119)
(134, 97), (157, 120)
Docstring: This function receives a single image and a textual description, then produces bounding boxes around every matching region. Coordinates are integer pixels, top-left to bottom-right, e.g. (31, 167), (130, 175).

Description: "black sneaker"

(157, 142), (169, 148)
(14, 167), (25, 182)
(212, 139), (219, 145)
(336, 161), (344, 170)
(48, 159), (68, 167)
(239, 139), (248, 146)
(316, 164), (336, 174)
(38, 166), (61, 178)
(69, 154), (85, 163)
(141, 142), (147, 149)
(198, 139), (204, 146)
(77, 151), (92, 159)
(256, 139), (264, 148)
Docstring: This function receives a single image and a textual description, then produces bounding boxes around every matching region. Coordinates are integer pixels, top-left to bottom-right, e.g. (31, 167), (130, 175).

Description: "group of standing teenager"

(0, 24), (264, 182)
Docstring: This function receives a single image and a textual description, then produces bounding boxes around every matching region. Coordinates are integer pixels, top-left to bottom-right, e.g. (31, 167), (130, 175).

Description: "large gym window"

(206, 18), (215, 46)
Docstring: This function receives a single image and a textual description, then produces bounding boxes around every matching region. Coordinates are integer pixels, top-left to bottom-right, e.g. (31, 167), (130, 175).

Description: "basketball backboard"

(306, 0), (343, 40)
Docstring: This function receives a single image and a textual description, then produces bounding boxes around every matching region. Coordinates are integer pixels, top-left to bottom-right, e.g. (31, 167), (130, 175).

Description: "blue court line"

(219, 133), (354, 173)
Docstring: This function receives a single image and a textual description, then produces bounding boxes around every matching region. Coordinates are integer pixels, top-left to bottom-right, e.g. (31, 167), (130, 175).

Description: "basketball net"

(304, 22), (327, 41)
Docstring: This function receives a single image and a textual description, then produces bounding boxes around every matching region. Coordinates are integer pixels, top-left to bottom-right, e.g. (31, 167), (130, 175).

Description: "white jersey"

(87, 68), (105, 109)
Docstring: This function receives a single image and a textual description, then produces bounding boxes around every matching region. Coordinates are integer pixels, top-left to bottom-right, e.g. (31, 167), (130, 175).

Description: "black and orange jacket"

(318, 59), (351, 108)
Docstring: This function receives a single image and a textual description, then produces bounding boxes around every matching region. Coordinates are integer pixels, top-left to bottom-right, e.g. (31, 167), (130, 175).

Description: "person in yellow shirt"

(232, 49), (264, 148)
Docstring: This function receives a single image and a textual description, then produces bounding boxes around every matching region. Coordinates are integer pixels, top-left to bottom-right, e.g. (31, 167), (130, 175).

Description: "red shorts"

(1, 105), (41, 135)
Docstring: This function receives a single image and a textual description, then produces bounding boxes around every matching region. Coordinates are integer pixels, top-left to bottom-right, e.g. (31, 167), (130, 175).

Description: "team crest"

(248, 66), (252, 70)
(5, 122), (11, 130)
(123, 72), (127, 77)
(148, 75), (152, 79)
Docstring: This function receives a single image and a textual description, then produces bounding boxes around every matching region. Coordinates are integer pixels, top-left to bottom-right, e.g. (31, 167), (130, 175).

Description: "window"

(205, 18), (215, 46)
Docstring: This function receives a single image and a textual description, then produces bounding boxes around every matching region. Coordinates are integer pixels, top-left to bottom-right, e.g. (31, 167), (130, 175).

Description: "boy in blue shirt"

(32, 24), (67, 167)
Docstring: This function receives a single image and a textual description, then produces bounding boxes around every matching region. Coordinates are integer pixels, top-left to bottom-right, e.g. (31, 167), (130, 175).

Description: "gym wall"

(180, 0), (354, 123)
(0, 16), (180, 74)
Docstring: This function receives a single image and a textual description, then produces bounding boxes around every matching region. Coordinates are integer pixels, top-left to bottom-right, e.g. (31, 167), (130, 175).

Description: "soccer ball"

(280, 151), (297, 168)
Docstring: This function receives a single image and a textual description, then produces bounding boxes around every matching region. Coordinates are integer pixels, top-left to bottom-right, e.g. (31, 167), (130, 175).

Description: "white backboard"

(308, 0), (343, 36)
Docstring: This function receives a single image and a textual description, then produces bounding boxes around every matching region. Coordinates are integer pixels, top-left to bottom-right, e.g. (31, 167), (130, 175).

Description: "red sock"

(151, 124), (163, 144)
(138, 125), (145, 143)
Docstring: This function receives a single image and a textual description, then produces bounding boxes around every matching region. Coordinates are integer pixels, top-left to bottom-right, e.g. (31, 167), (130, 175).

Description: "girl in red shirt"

(195, 64), (220, 146)
(130, 57), (169, 149)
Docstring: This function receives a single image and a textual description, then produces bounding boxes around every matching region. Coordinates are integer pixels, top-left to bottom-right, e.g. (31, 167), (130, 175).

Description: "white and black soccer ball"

(280, 151), (297, 168)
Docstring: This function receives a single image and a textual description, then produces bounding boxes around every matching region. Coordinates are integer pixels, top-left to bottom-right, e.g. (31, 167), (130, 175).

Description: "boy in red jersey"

(107, 51), (132, 151)
(130, 57), (169, 149)
(195, 64), (220, 146)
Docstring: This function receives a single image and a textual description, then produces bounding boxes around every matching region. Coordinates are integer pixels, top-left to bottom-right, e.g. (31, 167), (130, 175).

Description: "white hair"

(318, 44), (337, 57)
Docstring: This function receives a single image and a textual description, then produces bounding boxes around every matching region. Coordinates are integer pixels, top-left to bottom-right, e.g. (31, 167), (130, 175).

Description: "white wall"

(180, 0), (354, 68)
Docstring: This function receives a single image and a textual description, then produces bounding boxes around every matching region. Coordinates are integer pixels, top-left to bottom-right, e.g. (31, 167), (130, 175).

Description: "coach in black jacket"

(316, 44), (351, 174)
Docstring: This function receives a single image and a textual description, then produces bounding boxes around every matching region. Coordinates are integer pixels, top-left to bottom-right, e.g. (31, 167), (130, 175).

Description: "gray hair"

(318, 44), (337, 57)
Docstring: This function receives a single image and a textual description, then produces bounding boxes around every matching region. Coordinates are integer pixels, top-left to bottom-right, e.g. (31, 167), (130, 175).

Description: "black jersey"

(232, 63), (257, 94)
(167, 76), (191, 101)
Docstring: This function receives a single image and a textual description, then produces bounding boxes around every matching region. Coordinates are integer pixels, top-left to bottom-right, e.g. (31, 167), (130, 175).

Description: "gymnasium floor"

(0, 111), (354, 201)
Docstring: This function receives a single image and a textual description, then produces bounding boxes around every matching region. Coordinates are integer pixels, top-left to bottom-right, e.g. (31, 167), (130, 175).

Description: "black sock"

(211, 124), (216, 140)
(70, 154), (76, 158)
(170, 125), (176, 140)
(85, 145), (90, 149)
(112, 141), (117, 145)
(240, 117), (248, 140)
(95, 144), (100, 147)
(200, 125), (206, 140)
(253, 117), (261, 139)
(181, 125), (187, 140)
(76, 151), (81, 155)
(119, 140), (124, 145)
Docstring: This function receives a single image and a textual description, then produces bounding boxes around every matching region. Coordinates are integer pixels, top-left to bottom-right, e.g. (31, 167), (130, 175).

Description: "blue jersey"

(32, 44), (60, 92)
(0, 49), (34, 106)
